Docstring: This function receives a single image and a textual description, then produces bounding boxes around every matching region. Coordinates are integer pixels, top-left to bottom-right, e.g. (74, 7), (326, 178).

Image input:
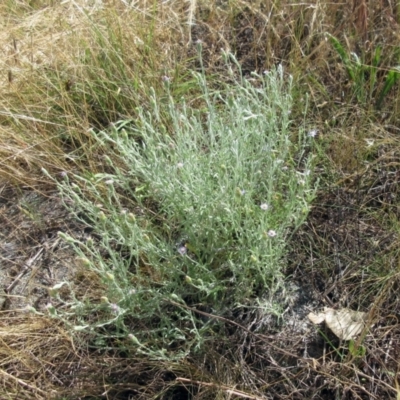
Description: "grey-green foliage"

(49, 53), (316, 359)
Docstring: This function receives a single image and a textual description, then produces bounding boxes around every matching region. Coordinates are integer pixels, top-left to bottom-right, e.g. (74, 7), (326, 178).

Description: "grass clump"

(327, 33), (400, 109)
(44, 53), (317, 359)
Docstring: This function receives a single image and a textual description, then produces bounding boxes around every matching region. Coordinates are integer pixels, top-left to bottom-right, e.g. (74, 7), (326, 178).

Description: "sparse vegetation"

(1, 1), (400, 399)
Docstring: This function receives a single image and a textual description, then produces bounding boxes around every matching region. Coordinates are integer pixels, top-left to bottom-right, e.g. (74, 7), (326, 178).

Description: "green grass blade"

(326, 33), (355, 81)
(375, 67), (400, 109)
(369, 46), (382, 101)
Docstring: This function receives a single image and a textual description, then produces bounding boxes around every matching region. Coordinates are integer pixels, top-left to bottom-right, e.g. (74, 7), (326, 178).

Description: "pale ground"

(0, 184), (82, 311)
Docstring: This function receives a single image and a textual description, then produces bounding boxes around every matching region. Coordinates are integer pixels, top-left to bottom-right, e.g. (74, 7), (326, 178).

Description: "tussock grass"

(0, 0), (400, 399)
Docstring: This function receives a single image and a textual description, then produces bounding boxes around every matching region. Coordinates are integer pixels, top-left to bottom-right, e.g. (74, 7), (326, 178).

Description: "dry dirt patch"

(0, 184), (84, 311)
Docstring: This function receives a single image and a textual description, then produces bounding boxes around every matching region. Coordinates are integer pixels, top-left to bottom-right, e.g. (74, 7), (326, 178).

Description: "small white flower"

(308, 129), (318, 138)
(267, 230), (277, 237)
(178, 245), (187, 256)
(260, 203), (269, 211)
(110, 303), (121, 314)
(177, 162), (184, 168)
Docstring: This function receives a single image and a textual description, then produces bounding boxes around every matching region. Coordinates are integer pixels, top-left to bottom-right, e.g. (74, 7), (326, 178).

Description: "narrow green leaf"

(376, 67), (400, 109)
(372, 46), (382, 68)
(326, 33), (355, 81)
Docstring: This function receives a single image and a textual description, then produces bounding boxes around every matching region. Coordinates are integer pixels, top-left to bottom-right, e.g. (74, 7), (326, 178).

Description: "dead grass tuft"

(0, 0), (189, 186)
(0, 315), (77, 400)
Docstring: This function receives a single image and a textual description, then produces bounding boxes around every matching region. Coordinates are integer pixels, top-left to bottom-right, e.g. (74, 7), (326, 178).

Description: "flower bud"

(105, 272), (115, 281)
(98, 211), (107, 222)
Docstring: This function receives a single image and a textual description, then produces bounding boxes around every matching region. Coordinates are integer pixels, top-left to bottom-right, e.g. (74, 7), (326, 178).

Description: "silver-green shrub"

(46, 53), (316, 359)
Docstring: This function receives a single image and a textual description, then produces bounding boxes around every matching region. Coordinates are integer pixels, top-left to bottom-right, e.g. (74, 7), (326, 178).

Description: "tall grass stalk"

(44, 52), (316, 360)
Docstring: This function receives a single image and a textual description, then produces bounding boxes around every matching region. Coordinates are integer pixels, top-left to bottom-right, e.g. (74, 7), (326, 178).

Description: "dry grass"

(0, 315), (76, 399)
(1, 0), (400, 399)
(0, 0), (188, 186)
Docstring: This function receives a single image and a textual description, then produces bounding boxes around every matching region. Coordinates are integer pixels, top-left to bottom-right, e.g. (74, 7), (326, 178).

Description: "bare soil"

(0, 185), (83, 311)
